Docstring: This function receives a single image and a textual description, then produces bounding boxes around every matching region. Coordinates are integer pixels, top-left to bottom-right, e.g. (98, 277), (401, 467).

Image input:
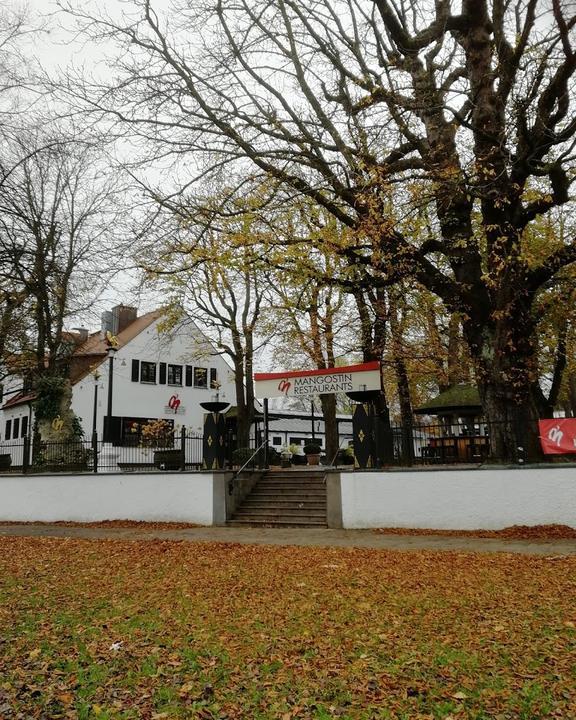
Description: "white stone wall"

(340, 466), (576, 530)
(0, 472), (215, 524)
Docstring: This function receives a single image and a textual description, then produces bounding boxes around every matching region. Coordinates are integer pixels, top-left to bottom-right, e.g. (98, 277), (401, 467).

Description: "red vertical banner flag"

(538, 419), (576, 454)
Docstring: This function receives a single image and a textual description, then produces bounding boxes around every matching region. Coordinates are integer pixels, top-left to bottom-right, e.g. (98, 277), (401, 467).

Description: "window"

(13, 418), (20, 439)
(194, 367), (208, 388)
(167, 364), (183, 385)
(272, 436), (282, 446)
(21, 416), (28, 437)
(289, 437), (306, 446)
(210, 367), (218, 388)
(5, 419), (11, 441)
(140, 361), (157, 383)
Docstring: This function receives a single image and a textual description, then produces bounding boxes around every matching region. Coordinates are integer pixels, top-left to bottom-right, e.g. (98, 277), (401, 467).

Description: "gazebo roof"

(414, 384), (482, 416)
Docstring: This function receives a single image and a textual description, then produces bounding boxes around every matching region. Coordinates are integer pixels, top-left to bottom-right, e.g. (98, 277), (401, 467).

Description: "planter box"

(153, 449), (184, 470)
(0, 454), (12, 470)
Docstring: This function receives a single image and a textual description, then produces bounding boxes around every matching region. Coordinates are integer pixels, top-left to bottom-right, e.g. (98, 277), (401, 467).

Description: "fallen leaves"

(375, 523), (576, 539)
(0, 537), (575, 718)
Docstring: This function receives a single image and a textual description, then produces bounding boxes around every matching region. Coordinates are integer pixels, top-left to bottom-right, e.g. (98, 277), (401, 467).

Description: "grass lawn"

(0, 538), (575, 719)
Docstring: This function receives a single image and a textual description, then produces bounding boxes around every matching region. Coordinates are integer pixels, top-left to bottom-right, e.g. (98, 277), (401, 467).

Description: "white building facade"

(0, 306), (237, 465)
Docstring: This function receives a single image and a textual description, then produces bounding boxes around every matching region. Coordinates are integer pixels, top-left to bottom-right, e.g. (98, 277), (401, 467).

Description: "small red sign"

(539, 419), (576, 454)
(168, 394), (181, 412)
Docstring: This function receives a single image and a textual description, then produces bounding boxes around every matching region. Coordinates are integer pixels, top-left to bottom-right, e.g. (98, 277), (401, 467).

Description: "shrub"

(267, 447), (281, 465)
(336, 447), (355, 465)
(231, 447), (255, 467)
(303, 443), (321, 455)
(140, 419), (174, 448)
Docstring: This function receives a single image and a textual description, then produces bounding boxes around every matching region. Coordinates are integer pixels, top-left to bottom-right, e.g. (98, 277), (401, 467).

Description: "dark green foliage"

(231, 447), (255, 466)
(33, 376), (66, 421)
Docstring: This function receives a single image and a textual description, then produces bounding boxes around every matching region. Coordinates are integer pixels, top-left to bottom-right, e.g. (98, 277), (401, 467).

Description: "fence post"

(22, 435), (30, 474)
(180, 426), (186, 471)
(92, 431), (98, 473)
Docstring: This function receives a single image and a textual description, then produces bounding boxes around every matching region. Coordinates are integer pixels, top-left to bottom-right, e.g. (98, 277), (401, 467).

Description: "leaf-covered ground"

(0, 538), (575, 719)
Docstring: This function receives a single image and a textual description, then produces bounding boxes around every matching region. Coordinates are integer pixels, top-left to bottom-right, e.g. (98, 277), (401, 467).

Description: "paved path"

(1, 523), (575, 555)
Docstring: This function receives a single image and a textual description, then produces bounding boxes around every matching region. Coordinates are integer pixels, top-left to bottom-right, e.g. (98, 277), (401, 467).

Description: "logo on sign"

(51, 415), (64, 433)
(548, 425), (563, 446)
(168, 394), (181, 412)
(278, 379), (291, 396)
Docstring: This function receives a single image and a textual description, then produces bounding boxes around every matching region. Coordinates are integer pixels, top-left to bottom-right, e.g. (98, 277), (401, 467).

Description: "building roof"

(2, 309), (164, 410)
(2, 391), (36, 410)
(68, 309), (164, 385)
(73, 309), (163, 357)
(414, 384), (482, 416)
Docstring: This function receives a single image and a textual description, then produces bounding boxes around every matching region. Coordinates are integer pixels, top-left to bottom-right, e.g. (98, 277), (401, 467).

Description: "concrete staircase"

(228, 469), (327, 527)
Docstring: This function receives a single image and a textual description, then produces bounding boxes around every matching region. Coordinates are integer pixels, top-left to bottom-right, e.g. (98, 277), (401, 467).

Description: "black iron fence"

(0, 428), (205, 474)
(360, 417), (544, 467)
(0, 417), (562, 473)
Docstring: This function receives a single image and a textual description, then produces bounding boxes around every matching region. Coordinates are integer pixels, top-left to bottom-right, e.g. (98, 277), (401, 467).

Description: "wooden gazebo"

(414, 384), (487, 462)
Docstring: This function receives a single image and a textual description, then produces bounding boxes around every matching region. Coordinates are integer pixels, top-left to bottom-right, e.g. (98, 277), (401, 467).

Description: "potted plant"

(290, 443), (307, 465)
(303, 442), (322, 466)
(267, 447), (281, 469)
(280, 446), (292, 468)
(336, 447), (355, 466)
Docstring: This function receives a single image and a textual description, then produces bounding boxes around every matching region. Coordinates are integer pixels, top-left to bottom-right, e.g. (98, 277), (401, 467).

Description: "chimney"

(72, 327), (89, 344)
(112, 305), (138, 334)
(101, 311), (113, 335)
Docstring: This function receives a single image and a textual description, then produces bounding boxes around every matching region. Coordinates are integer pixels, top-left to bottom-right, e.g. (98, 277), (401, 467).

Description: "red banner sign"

(539, 419), (576, 454)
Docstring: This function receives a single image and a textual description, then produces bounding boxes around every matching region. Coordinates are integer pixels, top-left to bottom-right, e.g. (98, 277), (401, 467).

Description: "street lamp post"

(92, 370), (101, 440)
(100, 342), (120, 471)
(105, 346), (117, 442)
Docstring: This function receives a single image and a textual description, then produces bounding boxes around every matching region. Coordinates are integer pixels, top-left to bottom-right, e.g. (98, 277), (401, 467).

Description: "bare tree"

(138, 206), (271, 449)
(61, 0), (576, 460)
(0, 134), (129, 378)
(269, 262), (348, 463)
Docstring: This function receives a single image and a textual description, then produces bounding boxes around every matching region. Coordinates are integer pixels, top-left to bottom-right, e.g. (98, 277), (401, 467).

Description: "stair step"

(252, 491), (326, 497)
(257, 481), (325, 487)
(258, 478), (326, 487)
(228, 519), (327, 527)
(234, 508), (326, 517)
(228, 471), (328, 528)
(265, 472), (324, 480)
(243, 501), (326, 509)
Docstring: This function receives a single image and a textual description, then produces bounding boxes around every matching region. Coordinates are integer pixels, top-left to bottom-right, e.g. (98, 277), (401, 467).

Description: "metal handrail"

(329, 437), (350, 468)
(228, 438), (268, 494)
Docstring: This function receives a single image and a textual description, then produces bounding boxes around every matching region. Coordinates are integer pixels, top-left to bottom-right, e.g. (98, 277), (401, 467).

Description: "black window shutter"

(210, 368), (218, 388)
(185, 366), (193, 387)
(131, 359), (140, 382)
(159, 362), (167, 384)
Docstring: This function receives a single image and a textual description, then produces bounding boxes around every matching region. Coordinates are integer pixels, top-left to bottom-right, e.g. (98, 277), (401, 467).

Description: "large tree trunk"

(389, 295), (414, 463)
(569, 375), (576, 418)
(479, 382), (541, 463)
(233, 365), (251, 449)
(319, 393), (339, 464)
(466, 304), (543, 463)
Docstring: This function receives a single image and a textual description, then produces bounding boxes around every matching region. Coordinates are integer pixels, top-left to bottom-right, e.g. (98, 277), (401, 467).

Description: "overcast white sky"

(13, 0), (164, 329)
